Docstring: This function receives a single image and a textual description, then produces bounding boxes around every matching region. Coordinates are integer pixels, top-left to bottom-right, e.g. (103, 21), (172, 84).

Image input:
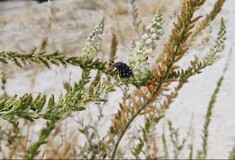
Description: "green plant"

(0, 0), (229, 159)
(159, 48), (231, 159)
(199, 46), (231, 159)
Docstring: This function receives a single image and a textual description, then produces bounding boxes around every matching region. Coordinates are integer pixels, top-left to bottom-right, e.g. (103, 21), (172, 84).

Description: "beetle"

(112, 62), (134, 78)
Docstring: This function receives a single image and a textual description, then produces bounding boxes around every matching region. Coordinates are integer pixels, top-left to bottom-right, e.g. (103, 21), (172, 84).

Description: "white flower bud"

(142, 34), (149, 40)
(152, 21), (157, 25)
(151, 33), (157, 39)
(150, 28), (156, 33)
(146, 24), (152, 31)
(144, 49), (153, 56)
(98, 28), (103, 34)
(156, 17), (161, 21)
(135, 41), (142, 47)
(145, 38), (152, 45)
(156, 22), (161, 26)
(157, 29), (163, 34)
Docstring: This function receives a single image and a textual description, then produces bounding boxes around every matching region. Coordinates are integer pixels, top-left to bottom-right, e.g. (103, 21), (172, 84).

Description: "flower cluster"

(129, 5), (164, 78)
(83, 19), (104, 59)
(204, 18), (226, 65)
(143, 4), (163, 48)
(213, 18), (226, 52)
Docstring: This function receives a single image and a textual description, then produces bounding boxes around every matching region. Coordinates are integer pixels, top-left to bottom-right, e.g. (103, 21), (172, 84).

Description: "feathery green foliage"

(25, 119), (56, 159)
(130, 0), (142, 39)
(188, 114), (195, 160)
(200, 46), (230, 159)
(108, 0), (228, 159)
(0, 0), (229, 159)
(132, 114), (163, 158)
(0, 49), (155, 88)
(168, 120), (188, 159)
(162, 120), (169, 159)
(0, 65), (7, 97)
(0, 49), (107, 72)
(192, 0), (226, 38)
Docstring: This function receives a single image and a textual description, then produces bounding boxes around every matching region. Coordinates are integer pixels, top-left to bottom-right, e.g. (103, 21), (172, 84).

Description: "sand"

(0, 0), (234, 158)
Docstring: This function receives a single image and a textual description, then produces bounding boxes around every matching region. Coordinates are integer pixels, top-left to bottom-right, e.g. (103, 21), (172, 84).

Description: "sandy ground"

(0, 0), (234, 158)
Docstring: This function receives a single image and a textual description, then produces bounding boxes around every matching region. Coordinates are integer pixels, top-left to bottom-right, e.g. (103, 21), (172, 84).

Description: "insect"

(111, 62), (134, 78)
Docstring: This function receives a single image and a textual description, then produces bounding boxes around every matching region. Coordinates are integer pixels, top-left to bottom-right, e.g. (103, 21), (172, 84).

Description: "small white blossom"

(150, 28), (156, 33)
(144, 48), (153, 56)
(146, 24), (152, 31)
(156, 22), (162, 26)
(157, 29), (163, 34)
(151, 33), (157, 39)
(145, 38), (152, 45)
(83, 19), (104, 59)
(142, 34), (149, 40)
(128, 4), (164, 78)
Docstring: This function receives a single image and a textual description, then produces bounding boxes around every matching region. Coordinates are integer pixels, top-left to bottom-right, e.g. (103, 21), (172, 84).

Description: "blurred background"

(0, 0), (234, 159)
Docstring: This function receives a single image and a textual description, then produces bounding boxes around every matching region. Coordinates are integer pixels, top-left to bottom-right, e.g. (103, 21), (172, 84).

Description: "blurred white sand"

(0, 0), (234, 158)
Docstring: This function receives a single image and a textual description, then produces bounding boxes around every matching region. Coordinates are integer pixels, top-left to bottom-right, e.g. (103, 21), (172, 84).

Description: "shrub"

(0, 0), (231, 159)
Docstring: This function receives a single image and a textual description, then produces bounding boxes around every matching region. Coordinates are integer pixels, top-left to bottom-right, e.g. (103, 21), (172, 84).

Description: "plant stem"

(111, 82), (162, 159)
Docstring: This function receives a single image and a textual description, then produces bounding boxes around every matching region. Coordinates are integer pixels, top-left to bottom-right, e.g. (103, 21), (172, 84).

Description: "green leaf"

(0, 97), (7, 109)
(0, 58), (8, 64)
(132, 138), (144, 158)
(14, 58), (22, 67)
(50, 59), (60, 66)
(77, 107), (85, 111)
(38, 57), (50, 68)
(35, 96), (46, 113)
(48, 95), (55, 108)
(12, 100), (23, 111)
